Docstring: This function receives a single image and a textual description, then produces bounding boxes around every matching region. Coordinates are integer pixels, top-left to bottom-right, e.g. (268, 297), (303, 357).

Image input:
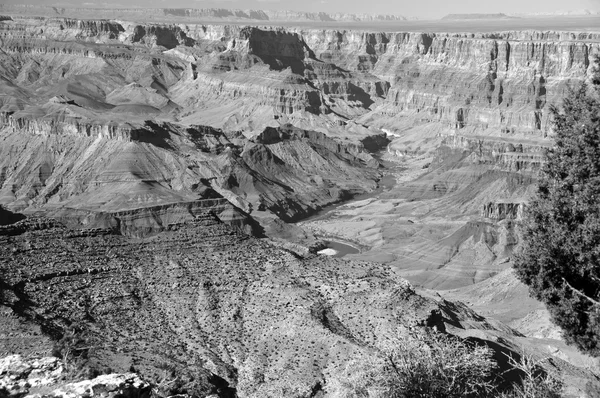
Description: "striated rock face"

(482, 201), (525, 220)
(1, 13), (596, 143)
(435, 134), (547, 172)
(0, 119), (380, 226)
(297, 29), (599, 136)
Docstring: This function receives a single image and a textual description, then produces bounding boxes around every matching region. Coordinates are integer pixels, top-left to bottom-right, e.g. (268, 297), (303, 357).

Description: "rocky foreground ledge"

(0, 355), (151, 398)
(1, 216), (599, 397)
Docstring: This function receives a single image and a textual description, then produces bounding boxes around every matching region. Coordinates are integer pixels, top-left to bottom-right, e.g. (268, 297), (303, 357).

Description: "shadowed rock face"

(0, 205), (25, 225)
(0, 121), (380, 228)
(482, 202), (525, 220)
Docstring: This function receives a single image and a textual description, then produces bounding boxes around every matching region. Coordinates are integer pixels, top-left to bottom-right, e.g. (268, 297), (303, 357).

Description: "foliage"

(325, 328), (497, 398)
(513, 57), (600, 356)
(51, 324), (101, 379)
(499, 352), (563, 398)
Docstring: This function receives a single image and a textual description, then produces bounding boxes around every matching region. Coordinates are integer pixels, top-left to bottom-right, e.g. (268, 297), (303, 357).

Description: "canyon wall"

(0, 12), (598, 234)
(1, 16), (597, 139)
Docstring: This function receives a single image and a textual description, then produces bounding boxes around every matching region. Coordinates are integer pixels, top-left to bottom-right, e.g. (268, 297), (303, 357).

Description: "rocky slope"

(2, 217), (598, 397)
(0, 13), (596, 228)
(1, 8), (600, 396)
(0, 118), (380, 232)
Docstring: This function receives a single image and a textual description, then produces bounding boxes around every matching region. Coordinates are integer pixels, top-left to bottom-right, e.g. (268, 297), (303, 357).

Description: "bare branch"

(562, 278), (600, 306)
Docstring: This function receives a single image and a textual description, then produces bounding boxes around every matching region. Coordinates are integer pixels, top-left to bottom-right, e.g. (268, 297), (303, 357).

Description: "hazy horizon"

(3, 0), (600, 19)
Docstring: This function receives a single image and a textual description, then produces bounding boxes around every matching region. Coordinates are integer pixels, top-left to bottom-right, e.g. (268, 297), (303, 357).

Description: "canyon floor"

(1, 4), (600, 397)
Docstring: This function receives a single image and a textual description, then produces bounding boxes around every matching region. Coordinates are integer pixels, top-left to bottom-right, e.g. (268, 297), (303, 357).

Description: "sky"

(6, 0), (600, 19)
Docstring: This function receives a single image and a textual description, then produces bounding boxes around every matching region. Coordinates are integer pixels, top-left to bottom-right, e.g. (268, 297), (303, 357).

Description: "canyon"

(0, 4), (600, 397)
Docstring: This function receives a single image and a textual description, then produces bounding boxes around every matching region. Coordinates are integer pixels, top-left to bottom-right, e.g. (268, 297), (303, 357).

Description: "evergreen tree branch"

(562, 277), (600, 306)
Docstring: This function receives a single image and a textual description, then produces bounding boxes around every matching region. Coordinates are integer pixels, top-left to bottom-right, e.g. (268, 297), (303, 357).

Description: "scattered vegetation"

(51, 325), (103, 380)
(325, 328), (497, 398)
(325, 328), (568, 398)
(513, 57), (600, 356)
(499, 352), (562, 398)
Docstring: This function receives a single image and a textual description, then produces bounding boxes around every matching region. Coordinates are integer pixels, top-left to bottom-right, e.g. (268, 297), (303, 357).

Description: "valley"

(1, 3), (600, 397)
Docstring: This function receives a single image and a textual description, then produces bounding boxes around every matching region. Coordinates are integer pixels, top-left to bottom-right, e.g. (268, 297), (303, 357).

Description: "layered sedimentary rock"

(1, 15), (596, 140)
(0, 118), (380, 226)
(482, 201), (525, 220)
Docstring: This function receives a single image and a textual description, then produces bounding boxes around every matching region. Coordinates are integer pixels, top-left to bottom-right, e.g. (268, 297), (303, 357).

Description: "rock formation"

(482, 201), (525, 220)
(1, 6), (600, 396)
(2, 217), (597, 397)
(0, 355), (151, 398)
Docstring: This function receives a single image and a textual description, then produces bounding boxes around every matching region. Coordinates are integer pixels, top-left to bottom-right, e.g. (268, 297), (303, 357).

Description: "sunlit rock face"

(297, 29), (598, 136)
(0, 11), (596, 231)
(1, 14), (597, 139)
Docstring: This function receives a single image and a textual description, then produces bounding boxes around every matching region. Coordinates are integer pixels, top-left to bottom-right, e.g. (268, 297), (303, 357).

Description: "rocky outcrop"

(0, 355), (150, 398)
(0, 217), (531, 397)
(434, 134), (547, 172)
(482, 201), (525, 220)
(1, 355), (64, 397)
(54, 197), (259, 238)
(254, 124), (374, 159)
(0, 118), (380, 224)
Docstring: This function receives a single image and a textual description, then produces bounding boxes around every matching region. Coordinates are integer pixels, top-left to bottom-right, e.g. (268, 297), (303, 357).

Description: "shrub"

(499, 352), (562, 398)
(325, 328), (497, 398)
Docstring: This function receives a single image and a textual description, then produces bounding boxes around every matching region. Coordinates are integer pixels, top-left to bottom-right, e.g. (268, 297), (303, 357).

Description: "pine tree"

(514, 57), (600, 356)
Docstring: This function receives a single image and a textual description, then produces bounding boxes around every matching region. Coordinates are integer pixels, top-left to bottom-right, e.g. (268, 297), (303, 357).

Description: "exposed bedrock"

(0, 218), (569, 398)
(2, 15), (597, 138)
(482, 201), (525, 221)
(296, 29), (599, 134)
(0, 120), (380, 226)
(435, 134), (547, 172)
(51, 196), (262, 238)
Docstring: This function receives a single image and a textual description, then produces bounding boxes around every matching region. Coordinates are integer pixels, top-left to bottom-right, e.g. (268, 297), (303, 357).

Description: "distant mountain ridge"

(0, 4), (412, 22)
(508, 9), (600, 17)
(441, 13), (518, 20)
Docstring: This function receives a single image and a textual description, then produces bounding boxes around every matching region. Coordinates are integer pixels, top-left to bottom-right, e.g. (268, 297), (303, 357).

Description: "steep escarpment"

(1, 15), (597, 142)
(297, 29), (599, 138)
(2, 13), (595, 264)
(0, 118), (380, 227)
